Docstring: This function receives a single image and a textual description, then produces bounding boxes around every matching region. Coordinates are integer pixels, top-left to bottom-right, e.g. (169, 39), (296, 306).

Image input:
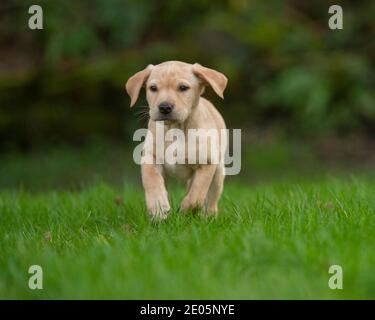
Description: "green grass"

(1, 176), (375, 299)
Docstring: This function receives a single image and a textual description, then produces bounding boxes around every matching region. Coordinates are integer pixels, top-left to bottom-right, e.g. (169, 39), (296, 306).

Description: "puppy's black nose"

(158, 102), (174, 114)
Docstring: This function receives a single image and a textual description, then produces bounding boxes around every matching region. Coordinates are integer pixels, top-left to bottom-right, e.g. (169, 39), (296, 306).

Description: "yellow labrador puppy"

(126, 61), (227, 219)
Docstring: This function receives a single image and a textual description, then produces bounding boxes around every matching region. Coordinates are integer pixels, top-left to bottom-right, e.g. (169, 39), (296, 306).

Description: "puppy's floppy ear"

(192, 63), (228, 99)
(125, 64), (154, 107)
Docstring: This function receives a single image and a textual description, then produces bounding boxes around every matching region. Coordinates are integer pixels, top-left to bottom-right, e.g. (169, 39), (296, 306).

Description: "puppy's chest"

(161, 138), (195, 180)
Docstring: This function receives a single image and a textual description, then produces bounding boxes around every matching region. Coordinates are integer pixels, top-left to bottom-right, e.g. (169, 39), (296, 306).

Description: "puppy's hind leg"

(206, 165), (225, 216)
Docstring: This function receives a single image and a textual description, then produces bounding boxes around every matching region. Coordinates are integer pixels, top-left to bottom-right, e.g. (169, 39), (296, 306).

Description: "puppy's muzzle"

(158, 102), (174, 115)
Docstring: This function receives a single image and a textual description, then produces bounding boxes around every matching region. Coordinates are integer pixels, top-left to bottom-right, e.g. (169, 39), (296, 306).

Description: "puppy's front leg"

(181, 164), (217, 213)
(141, 164), (170, 219)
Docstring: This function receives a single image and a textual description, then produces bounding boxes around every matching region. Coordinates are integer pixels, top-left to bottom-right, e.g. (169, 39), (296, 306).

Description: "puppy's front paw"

(206, 204), (218, 217)
(149, 204), (170, 220)
(146, 193), (171, 220)
(180, 196), (204, 214)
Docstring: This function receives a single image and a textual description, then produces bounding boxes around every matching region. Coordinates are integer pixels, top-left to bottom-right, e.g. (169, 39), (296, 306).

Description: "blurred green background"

(0, 0), (374, 189)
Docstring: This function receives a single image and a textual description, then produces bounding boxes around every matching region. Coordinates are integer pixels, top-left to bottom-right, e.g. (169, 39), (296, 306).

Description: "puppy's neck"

(184, 98), (202, 129)
(163, 120), (186, 131)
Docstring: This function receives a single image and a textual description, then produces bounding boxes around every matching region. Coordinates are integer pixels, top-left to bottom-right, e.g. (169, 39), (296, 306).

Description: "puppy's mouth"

(154, 114), (176, 121)
(152, 112), (182, 122)
(150, 108), (188, 123)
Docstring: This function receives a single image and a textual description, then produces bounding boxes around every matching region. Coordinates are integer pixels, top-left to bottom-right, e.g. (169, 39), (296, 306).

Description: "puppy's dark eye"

(149, 85), (158, 92)
(179, 84), (189, 92)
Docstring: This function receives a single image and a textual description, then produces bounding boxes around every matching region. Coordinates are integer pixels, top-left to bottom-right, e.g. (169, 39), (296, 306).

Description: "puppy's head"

(126, 61), (227, 123)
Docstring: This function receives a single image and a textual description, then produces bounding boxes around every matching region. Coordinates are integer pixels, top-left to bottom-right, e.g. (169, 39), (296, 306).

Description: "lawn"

(1, 143), (375, 299)
(1, 171), (375, 299)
